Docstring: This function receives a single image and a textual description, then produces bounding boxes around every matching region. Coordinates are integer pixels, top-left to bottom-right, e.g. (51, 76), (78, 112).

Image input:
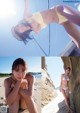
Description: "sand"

(0, 77), (6, 98)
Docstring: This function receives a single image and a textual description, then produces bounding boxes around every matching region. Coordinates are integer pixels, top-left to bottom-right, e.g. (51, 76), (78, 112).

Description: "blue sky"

(45, 57), (64, 87)
(0, 0), (79, 56)
(0, 57), (41, 73)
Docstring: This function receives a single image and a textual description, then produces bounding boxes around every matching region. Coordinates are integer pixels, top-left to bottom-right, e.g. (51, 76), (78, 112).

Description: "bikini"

(12, 9), (68, 43)
(55, 8), (68, 24)
(61, 75), (70, 98)
(25, 9), (68, 29)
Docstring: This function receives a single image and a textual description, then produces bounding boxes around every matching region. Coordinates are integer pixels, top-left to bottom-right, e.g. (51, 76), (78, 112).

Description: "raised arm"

(27, 75), (35, 96)
(20, 74), (35, 97)
(60, 74), (63, 92)
(24, 0), (31, 19)
(69, 57), (72, 76)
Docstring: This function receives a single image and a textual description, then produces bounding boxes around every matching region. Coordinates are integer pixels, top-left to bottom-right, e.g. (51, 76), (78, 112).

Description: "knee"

(56, 4), (69, 15)
(20, 90), (33, 99)
(56, 5), (64, 13)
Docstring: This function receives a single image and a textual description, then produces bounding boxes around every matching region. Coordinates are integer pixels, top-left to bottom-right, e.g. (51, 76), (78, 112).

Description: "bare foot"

(68, 109), (73, 113)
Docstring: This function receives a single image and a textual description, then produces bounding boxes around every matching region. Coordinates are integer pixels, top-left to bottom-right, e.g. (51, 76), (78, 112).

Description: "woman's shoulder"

(61, 73), (65, 77)
(26, 72), (32, 77)
(5, 76), (11, 81)
(4, 76), (12, 84)
(26, 73), (34, 81)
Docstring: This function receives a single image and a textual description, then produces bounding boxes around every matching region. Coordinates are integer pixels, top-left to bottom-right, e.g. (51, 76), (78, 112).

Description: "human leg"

(20, 89), (38, 113)
(62, 21), (80, 48)
(61, 88), (70, 110)
(13, 1), (80, 47)
(9, 95), (20, 113)
(20, 95), (27, 110)
(69, 93), (76, 113)
(61, 89), (73, 113)
(56, 5), (80, 26)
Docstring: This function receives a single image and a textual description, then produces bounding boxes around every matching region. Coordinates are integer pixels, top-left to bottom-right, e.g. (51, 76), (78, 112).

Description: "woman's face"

(65, 69), (70, 75)
(12, 65), (27, 80)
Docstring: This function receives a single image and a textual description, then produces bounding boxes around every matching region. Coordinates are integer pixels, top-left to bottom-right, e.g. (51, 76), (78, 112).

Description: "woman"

(12, 0), (80, 48)
(4, 58), (38, 113)
(60, 67), (73, 113)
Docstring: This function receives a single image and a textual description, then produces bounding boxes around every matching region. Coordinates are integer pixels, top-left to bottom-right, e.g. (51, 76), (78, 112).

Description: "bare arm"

(60, 74), (63, 92)
(27, 75), (34, 96)
(69, 57), (72, 76)
(24, 0), (31, 19)
(20, 74), (35, 97)
(4, 79), (21, 105)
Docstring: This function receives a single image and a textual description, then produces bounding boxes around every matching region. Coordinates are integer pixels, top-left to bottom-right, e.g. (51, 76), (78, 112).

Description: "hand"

(69, 109), (73, 113)
(68, 108), (73, 113)
(20, 79), (28, 89)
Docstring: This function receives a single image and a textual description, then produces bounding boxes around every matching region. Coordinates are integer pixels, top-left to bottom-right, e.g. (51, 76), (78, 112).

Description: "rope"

(33, 37), (48, 56)
(24, 0), (51, 56)
(30, 0), (50, 56)
(48, 0), (50, 56)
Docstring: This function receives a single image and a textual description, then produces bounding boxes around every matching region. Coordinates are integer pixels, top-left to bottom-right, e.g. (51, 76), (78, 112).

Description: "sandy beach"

(42, 90), (68, 113)
(0, 77), (7, 98)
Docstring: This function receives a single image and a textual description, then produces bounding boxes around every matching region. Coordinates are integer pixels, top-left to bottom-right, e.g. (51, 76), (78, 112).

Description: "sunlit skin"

(4, 61), (38, 113)
(12, 65), (27, 80)
(60, 68), (73, 113)
(61, 69), (70, 88)
(14, 0), (80, 48)
(11, 65), (28, 89)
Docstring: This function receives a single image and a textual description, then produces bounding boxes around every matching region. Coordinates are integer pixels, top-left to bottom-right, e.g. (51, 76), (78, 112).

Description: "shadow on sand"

(57, 100), (68, 113)
(57, 99), (76, 113)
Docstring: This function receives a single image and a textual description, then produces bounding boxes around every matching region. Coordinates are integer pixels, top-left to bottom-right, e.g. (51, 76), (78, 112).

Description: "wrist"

(16, 80), (22, 87)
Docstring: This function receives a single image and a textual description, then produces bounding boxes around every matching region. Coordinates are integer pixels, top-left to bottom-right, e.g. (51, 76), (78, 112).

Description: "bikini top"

(26, 12), (47, 30)
(62, 75), (69, 81)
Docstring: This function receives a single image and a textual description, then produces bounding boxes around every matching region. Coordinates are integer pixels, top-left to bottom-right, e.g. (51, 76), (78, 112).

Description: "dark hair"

(15, 29), (33, 44)
(12, 58), (27, 71)
(65, 67), (71, 71)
